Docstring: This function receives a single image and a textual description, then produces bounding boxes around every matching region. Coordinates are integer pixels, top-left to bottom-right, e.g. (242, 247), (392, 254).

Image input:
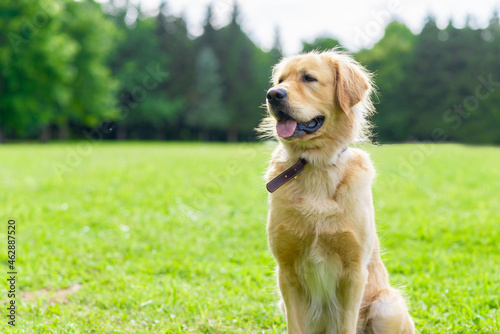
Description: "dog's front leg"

(337, 267), (368, 334)
(277, 265), (308, 334)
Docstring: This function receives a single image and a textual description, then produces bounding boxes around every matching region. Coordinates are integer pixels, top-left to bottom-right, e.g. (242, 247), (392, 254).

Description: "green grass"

(0, 142), (498, 333)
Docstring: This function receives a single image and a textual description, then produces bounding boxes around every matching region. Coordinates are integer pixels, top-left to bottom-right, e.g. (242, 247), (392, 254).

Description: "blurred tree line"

(0, 0), (499, 143)
(357, 16), (500, 143)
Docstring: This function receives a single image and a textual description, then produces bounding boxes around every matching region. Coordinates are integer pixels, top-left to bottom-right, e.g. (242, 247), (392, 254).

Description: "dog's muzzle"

(266, 88), (325, 138)
(266, 88), (287, 106)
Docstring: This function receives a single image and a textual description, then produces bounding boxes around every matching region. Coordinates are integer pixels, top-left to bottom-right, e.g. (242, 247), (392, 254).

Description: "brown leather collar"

(266, 158), (308, 193)
(266, 145), (348, 193)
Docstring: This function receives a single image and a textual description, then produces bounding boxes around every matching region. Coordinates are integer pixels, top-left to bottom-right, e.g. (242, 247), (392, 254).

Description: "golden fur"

(262, 50), (415, 334)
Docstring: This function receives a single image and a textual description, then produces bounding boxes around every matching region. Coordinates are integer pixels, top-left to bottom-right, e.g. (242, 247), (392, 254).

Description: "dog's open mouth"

(276, 115), (325, 139)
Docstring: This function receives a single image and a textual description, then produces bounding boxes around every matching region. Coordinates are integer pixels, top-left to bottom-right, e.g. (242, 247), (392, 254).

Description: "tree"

(108, 2), (182, 140)
(405, 16), (450, 141)
(448, 17), (500, 143)
(0, 0), (118, 141)
(60, 0), (119, 139)
(155, 1), (194, 139)
(483, 11), (500, 143)
(0, 0), (76, 140)
(356, 21), (417, 142)
(302, 37), (342, 53)
(187, 47), (228, 140)
(213, 2), (265, 141)
(199, 4), (218, 50)
(270, 26), (283, 64)
(404, 16), (500, 143)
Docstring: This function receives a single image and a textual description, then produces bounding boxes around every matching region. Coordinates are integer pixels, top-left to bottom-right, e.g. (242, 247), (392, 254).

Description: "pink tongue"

(276, 119), (297, 138)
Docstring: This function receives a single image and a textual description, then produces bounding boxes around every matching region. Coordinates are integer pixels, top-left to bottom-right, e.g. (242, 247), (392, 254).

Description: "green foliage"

(62, 0), (119, 127)
(108, 5), (180, 140)
(269, 26), (283, 65)
(0, 142), (498, 332)
(0, 0), (73, 136)
(203, 4), (270, 141)
(302, 36), (342, 53)
(406, 18), (450, 141)
(1, 1), (500, 143)
(0, 0), (117, 139)
(357, 16), (500, 144)
(357, 21), (417, 141)
(187, 47), (228, 138)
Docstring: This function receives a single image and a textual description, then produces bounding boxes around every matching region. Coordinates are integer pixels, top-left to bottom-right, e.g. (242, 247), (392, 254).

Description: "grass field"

(0, 142), (499, 333)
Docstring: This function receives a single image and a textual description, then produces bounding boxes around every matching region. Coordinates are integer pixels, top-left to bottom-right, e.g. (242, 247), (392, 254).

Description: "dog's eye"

(278, 78), (284, 84)
(303, 74), (317, 82)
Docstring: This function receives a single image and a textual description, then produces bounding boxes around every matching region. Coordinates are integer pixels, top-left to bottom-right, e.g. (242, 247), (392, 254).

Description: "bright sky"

(129, 0), (500, 54)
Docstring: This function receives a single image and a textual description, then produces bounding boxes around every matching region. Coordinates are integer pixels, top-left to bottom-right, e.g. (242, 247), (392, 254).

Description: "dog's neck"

(287, 140), (350, 167)
(324, 144), (349, 165)
(266, 144), (348, 193)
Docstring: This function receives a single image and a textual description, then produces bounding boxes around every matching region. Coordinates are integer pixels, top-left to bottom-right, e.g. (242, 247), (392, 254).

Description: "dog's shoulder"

(343, 148), (375, 173)
(265, 144), (290, 182)
(338, 148), (375, 190)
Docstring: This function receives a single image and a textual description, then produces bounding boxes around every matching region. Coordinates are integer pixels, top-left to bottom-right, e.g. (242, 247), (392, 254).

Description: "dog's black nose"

(267, 88), (287, 105)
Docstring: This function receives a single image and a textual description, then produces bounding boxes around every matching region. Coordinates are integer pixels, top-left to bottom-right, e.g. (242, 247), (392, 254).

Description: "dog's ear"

(327, 54), (371, 113)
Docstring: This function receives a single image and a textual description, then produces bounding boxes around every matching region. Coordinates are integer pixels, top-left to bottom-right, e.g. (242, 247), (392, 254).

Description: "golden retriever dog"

(260, 50), (415, 334)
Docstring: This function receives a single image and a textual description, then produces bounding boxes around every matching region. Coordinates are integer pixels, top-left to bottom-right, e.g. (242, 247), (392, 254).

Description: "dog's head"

(259, 50), (375, 164)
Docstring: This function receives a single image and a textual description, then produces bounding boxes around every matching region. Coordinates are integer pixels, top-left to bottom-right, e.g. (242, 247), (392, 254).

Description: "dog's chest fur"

(299, 236), (344, 330)
(267, 147), (375, 331)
